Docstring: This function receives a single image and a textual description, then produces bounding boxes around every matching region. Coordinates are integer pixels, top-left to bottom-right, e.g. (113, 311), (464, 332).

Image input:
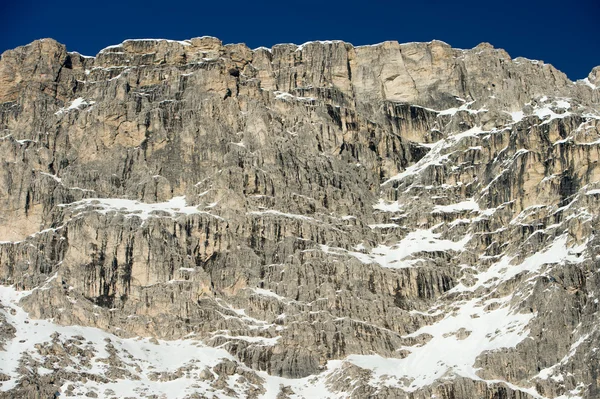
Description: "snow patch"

(369, 223), (400, 229)
(296, 40), (345, 51)
(369, 228), (471, 269)
(508, 111), (524, 123)
(580, 78), (597, 90)
(60, 197), (222, 221)
(432, 199), (480, 213)
(0, 285), (232, 395)
(321, 226), (471, 269)
(373, 199), (403, 212)
(55, 98), (95, 115)
(274, 91), (316, 102)
(347, 296), (534, 392)
(454, 234), (586, 293)
(99, 39), (191, 53)
(251, 288), (287, 302)
(248, 210), (315, 221)
(383, 126), (485, 185)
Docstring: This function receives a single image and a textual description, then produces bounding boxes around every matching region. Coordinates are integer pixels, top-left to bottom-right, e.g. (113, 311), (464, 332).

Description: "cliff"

(0, 36), (599, 398)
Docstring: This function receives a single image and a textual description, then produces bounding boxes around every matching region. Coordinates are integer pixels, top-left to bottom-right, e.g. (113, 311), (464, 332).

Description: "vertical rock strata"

(0, 36), (599, 398)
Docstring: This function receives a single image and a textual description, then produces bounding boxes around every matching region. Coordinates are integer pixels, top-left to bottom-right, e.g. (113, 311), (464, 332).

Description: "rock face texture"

(0, 36), (599, 398)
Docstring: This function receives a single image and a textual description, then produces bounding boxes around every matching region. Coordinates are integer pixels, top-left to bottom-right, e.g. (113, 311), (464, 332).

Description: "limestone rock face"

(0, 36), (599, 398)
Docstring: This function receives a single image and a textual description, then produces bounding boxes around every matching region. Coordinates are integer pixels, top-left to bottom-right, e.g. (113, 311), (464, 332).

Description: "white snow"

(60, 196), (222, 221)
(369, 228), (471, 268)
(453, 234), (586, 293)
(99, 39), (191, 53)
(54, 98), (95, 115)
(383, 126), (485, 185)
(295, 40), (345, 51)
(229, 141), (246, 148)
(506, 99), (577, 126)
(373, 199), (403, 212)
(0, 285), (233, 395)
(409, 101), (485, 117)
(347, 296), (534, 392)
(0, 284), (348, 398)
(253, 46), (272, 53)
(257, 361), (345, 399)
(321, 226), (470, 269)
(319, 244), (373, 264)
(436, 101), (487, 116)
(247, 210), (315, 221)
(580, 78), (597, 90)
(554, 100), (571, 109)
(251, 288), (287, 302)
(508, 110), (525, 123)
(274, 91), (316, 102)
(432, 199), (479, 213)
(368, 223), (400, 229)
(532, 101), (572, 124)
(39, 172), (62, 183)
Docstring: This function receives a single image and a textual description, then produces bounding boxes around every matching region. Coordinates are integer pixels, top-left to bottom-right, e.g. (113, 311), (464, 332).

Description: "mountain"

(0, 36), (599, 399)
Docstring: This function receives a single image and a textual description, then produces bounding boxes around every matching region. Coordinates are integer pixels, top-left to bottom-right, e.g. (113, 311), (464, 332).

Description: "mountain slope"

(0, 36), (599, 398)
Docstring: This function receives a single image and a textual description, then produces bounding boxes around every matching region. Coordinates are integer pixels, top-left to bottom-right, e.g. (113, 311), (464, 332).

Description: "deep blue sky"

(1, 0), (598, 80)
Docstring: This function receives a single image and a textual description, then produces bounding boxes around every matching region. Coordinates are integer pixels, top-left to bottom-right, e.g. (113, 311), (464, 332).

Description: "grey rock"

(0, 36), (599, 398)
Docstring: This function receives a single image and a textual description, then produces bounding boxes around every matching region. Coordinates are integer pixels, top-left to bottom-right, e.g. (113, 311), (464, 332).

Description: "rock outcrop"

(0, 36), (599, 398)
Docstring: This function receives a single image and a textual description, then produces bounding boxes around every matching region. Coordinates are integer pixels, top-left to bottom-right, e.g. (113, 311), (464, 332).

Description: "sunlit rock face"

(0, 36), (599, 398)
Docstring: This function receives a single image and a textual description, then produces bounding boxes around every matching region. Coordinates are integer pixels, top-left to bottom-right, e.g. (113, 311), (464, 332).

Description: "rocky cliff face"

(0, 36), (599, 398)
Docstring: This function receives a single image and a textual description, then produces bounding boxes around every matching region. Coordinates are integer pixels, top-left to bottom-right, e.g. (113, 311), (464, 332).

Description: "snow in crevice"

(368, 223), (400, 229)
(39, 172), (62, 183)
(319, 244), (373, 264)
(213, 299), (276, 331)
(407, 101), (487, 117)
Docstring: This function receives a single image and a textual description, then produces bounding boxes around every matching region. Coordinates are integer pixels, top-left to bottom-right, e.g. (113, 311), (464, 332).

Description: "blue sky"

(1, 0), (598, 80)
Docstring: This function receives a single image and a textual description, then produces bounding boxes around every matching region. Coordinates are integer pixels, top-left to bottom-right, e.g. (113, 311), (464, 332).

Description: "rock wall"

(0, 36), (599, 398)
